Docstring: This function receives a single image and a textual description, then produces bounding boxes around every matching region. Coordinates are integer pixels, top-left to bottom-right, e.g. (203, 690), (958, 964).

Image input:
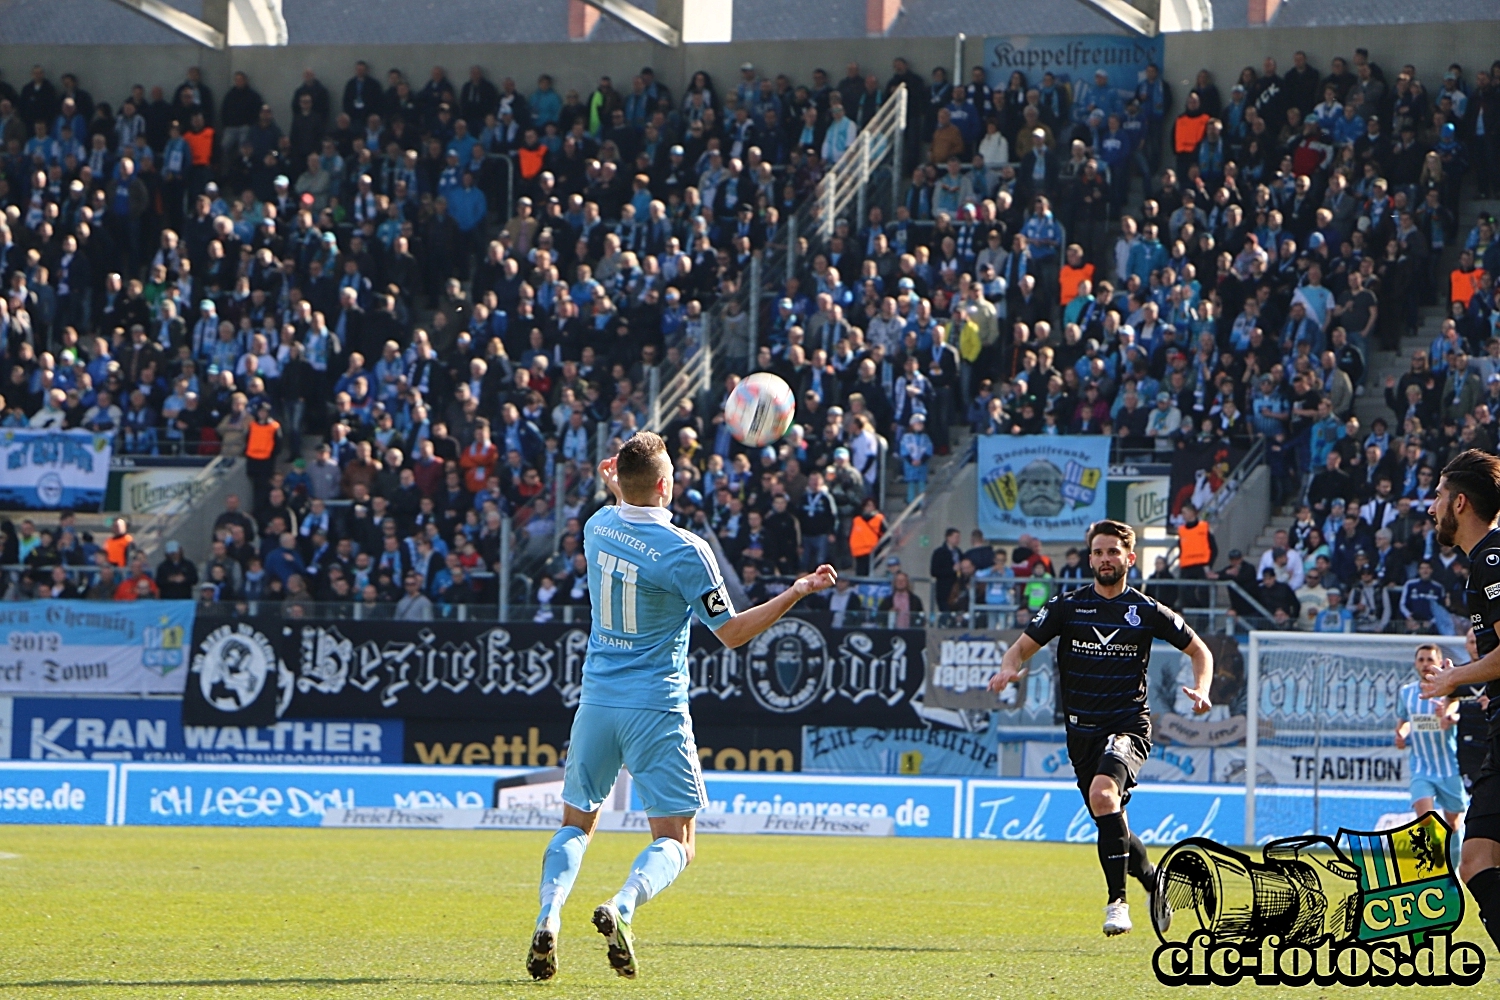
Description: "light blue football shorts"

(1411, 773), (1468, 814)
(562, 703), (708, 818)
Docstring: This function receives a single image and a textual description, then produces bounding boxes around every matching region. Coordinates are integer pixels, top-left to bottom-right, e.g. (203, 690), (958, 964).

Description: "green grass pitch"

(0, 826), (1491, 998)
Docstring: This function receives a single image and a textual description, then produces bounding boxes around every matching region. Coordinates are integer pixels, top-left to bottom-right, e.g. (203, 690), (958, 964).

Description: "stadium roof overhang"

(578, 0), (682, 46)
(1074, 0), (1159, 34)
(102, 0), (289, 49)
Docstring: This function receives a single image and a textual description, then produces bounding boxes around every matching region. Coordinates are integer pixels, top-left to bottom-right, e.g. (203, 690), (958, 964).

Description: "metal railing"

(812, 86), (907, 243)
(1202, 436), (1267, 523)
(936, 576), (1273, 636)
(193, 599), (501, 621)
(643, 318), (714, 440)
(643, 86), (909, 439)
(10, 561), (1447, 638)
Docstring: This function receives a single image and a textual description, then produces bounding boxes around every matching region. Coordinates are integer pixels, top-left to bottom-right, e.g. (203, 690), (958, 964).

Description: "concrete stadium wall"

(893, 460), (976, 597)
(1157, 21), (1499, 114)
(1206, 464), (1269, 570)
(2, 23), (1490, 131)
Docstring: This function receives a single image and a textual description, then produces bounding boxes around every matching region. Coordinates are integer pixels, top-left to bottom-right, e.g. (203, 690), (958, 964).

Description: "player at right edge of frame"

(989, 518), (1214, 937)
(1419, 449), (1500, 958)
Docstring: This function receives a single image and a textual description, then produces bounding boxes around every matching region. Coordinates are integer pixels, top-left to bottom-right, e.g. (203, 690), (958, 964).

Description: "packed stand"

(0, 59), (926, 614)
(0, 47), (1496, 619)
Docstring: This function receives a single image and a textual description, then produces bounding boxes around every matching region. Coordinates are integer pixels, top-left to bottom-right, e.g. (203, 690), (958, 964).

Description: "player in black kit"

(989, 519), (1213, 937)
(1420, 449), (1500, 955)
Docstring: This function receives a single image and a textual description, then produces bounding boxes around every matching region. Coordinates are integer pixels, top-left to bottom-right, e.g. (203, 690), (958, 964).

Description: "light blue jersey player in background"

(527, 432), (836, 981)
(1397, 642), (1465, 869)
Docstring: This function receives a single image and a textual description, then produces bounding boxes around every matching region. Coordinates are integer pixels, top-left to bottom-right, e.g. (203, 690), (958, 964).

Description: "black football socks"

(1127, 832), (1156, 891)
(1465, 867), (1500, 952)
(1095, 811), (1130, 904)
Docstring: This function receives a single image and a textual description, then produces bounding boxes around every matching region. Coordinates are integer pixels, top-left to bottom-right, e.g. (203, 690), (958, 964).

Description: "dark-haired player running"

(990, 519), (1213, 936)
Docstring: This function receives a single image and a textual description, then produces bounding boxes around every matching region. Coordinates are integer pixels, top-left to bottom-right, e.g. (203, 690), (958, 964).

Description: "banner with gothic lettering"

(181, 613), (926, 728)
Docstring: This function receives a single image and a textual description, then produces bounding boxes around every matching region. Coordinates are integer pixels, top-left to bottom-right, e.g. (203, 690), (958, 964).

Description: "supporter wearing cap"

(155, 539), (199, 599)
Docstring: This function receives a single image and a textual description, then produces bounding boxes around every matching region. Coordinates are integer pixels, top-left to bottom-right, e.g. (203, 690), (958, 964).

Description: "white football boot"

(1103, 900), (1133, 936)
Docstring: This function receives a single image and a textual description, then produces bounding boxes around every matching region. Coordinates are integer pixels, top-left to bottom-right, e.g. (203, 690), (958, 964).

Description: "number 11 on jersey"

(596, 552), (640, 633)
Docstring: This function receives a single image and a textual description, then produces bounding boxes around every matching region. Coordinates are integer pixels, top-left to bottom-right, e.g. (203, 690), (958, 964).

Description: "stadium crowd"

(0, 46), (1496, 621)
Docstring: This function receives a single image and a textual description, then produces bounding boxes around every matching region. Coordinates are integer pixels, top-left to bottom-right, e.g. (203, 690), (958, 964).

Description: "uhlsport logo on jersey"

(1151, 814), (1484, 987)
(745, 619), (830, 713)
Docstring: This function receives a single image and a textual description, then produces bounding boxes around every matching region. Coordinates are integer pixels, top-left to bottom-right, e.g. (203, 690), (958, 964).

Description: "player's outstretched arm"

(988, 633), (1042, 692)
(712, 564), (837, 649)
(1423, 649), (1500, 699)
(1179, 633), (1214, 714)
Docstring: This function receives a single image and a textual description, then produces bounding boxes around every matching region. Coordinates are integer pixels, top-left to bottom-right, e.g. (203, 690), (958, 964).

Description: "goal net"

(1244, 632), (1471, 845)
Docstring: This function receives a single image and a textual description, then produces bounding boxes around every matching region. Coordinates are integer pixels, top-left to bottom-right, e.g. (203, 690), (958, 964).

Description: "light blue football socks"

(538, 826), (590, 925)
(611, 837), (689, 923)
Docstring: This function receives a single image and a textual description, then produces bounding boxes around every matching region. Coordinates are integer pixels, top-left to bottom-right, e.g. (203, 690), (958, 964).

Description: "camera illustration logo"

(1151, 814), (1485, 987)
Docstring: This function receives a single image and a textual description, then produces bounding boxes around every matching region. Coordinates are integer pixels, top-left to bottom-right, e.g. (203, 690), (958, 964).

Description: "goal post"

(1244, 631), (1470, 846)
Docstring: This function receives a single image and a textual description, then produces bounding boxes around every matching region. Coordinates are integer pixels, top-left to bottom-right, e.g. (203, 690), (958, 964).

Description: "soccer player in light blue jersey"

(527, 432), (836, 980)
(1397, 643), (1465, 869)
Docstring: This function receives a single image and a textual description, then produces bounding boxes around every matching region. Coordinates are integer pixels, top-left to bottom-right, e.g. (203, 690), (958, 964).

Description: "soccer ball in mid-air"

(724, 372), (796, 447)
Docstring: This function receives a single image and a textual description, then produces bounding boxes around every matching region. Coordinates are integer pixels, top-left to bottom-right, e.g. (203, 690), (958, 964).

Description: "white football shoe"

(1103, 901), (1133, 936)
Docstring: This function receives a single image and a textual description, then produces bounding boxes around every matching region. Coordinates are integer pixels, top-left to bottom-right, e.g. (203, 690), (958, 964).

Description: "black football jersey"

(1463, 527), (1500, 732)
(1024, 585), (1197, 735)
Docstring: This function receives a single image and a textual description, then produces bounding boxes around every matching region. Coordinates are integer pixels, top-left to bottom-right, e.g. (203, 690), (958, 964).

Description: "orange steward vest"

(1174, 113), (1210, 154)
(849, 512), (885, 557)
(246, 420), (279, 460)
(1178, 520), (1211, 568)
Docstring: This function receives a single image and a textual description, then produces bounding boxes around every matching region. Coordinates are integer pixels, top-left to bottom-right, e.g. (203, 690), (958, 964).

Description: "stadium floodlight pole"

(785, 215), (797, 285)
(552, 461), (566, 550)
(857, 134), (868, 229)
(499, 154), (515, 218)
(891, 86), (905, 221)
(1312, 655), (1326, 836)
(700, 322), (712, 395)
(747, 256), (760, 366)
(106, 0), (226, 48)
(1245, 629), (1259, 847)
(577, 0), (682, 46)
(821, 173), (835, 243)
(647, 365), (661, 429)
(499, 516), (512, 621)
